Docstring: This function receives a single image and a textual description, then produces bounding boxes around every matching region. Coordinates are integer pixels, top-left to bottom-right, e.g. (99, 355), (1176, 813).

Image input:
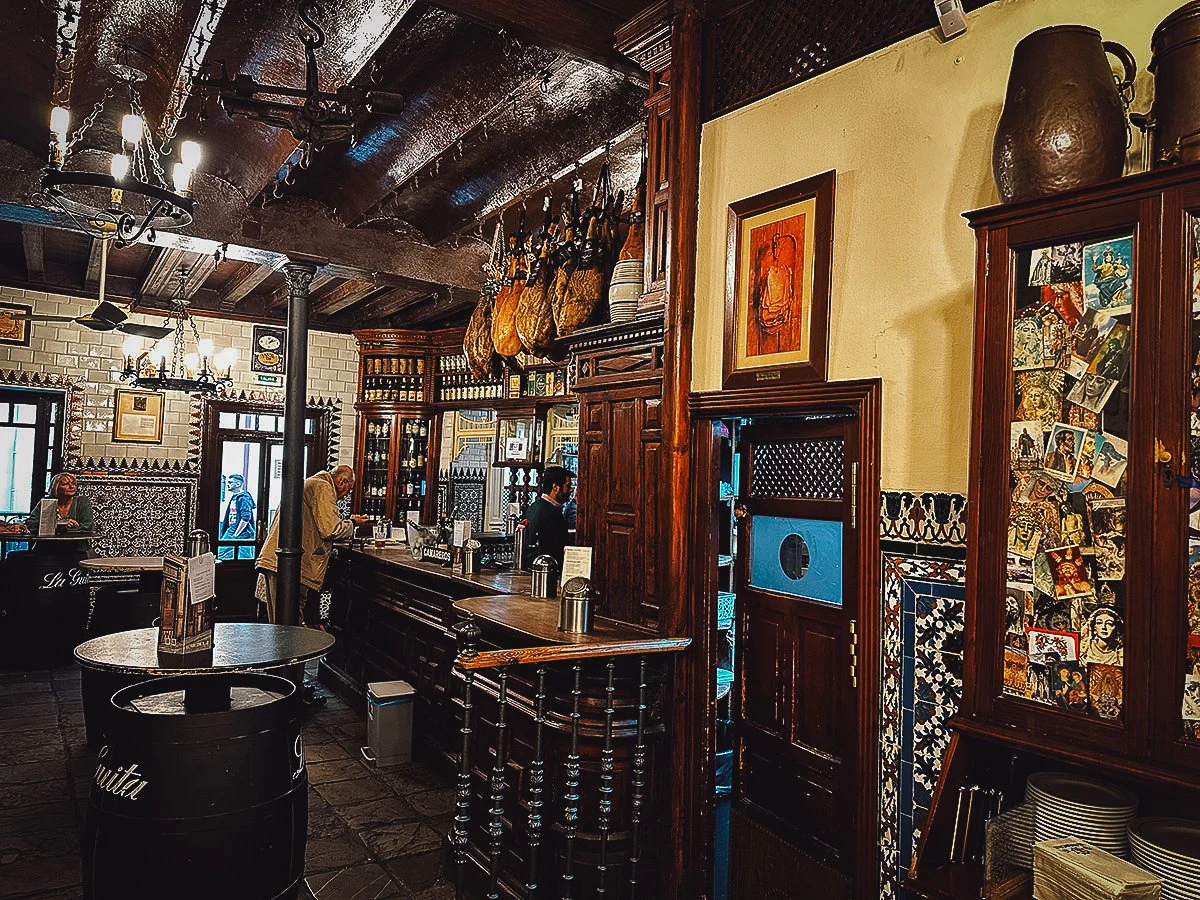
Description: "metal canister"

(186, 529), (210, 558)
(531, 555), (558, 599)
(558, 576), (594, 634)
(1149, 1), (1200, 165)
(512, 526), (527, 572)
(462, 540), (481, 576)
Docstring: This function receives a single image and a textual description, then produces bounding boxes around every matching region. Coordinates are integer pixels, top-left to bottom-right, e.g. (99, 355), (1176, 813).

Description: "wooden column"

(661, 1), (704, 897)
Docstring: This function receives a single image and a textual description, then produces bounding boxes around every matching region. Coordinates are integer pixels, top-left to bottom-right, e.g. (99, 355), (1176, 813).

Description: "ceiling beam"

(391, 291), (477, 327)
(310, 278), (378, 316)
(83, 238), (105, 289)
(431, 0), (640, 73)
(21, 226), (43, 282)
(354, 287), (426, 322)
(136, 247), (219, 302)
(265, 272), (335, 312)
(218, 261), (275, 311)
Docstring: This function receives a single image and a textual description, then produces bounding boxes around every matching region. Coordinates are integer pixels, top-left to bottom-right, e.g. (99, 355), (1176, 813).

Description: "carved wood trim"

(455, 639), (690, 670)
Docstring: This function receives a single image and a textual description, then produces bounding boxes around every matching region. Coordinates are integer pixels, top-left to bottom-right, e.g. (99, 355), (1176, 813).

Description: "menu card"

(561, 546), (593, 583)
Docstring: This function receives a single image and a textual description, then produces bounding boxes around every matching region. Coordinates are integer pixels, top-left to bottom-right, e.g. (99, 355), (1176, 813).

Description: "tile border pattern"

(878, 490), (968, 900)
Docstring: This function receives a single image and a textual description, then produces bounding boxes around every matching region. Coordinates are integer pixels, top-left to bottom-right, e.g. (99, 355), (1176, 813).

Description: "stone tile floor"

(0, 664), (455, 899)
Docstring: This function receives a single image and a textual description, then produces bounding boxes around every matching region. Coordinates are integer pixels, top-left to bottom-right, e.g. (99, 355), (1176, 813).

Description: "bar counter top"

(336, 542), (532, 594)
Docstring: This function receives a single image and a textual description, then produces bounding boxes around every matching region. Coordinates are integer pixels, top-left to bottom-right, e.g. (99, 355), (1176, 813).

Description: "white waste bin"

(364, 680), (415, 768)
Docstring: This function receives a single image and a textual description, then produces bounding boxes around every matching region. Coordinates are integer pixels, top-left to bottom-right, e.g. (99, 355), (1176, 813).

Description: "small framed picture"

(723, 170), (835, 388)
(112, 388), (164, 444)
(251, 325), (286, 374)
(0, 301), (32, 347)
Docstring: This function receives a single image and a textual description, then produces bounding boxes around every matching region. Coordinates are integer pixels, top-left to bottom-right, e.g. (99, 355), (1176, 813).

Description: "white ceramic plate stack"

(1025, 772), (1139, 858)
(1129, 817), (1200, 900)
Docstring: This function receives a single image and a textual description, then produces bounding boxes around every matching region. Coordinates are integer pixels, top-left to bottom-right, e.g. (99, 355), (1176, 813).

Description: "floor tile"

(0, 855), (81, 897)
(405, 789), (455, 819)
(337, 795), (422, 833)
(0, 762), (67, 786)
(306, 742), (352, 764)
(0, 780), (72, 811)
(304, 833), (371, 873)
(305, 862), (403, 899)
(361, 820), (442, 862)
(314, 776), (392, 808)
(308, 757), (373, 785)
(384, 847), (445, 892)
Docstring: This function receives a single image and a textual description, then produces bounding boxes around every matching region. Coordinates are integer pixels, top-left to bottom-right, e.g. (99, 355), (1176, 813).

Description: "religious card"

(1188, 543), (1200, 635)
(1027, 658), (1054, 704)
(1033, 593), (1075, 633)
(1066, 373), (1118, 414)
(1065, 403), (1099, 434)
(1072, 309), (1114, 366)
(1075, 431), (1102, 484)
(1046, 545), (1093, 599)
(1079, 606), (1124, 667)
(1083, 237), (1134, 315)
(1010, 421), (1044, 473)
(1028, 627), (1080, 663)
(1082, 480), (1116, 504)
(1041, 310), (1071, 369)
(1034, 551), (1056, 597)
(1014, 317), (1046, 371)
(1016, 370), (1066, 431)
(1051, 660), (1089, 712)
(1003, 648), (1030, 696)
(1064, 353), (1089, 380)
(1087, 663), (1123, 720)
(1029, 246), (1054, 286)
(1014, 470), (1063, 506)
(1008, 505), (1043, 559)
(1087, 322), (1131, 381)
(1042, 423), (1086, 481)
(1051, 242), (1083, 283)
(1188, 634), (1200, 679)
(1043, 282), (1084, 329)
(1057, 496), (1088, 549)
(1183, 676), (1200, 722)
(1193, 218), (1200, 313)
(1092, 433), (1128, 489)
(1088, 499), (1126, 581)
(1006, 582), (1035, 634)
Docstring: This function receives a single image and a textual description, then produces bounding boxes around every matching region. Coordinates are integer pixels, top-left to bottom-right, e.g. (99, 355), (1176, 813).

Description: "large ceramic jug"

(993, 26), (1136, 202)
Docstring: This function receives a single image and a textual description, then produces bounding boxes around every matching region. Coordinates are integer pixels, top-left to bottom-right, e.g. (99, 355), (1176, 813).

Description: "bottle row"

(436, 380), (504, 402)
(366, 356), (424, 375)
(438, 354), (470, 373)
(363, 383), (423, 403)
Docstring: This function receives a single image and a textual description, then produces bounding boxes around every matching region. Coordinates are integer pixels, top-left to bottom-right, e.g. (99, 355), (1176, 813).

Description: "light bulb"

(121, 335), (142, 358)
(180, 140), (202, 171)
(184, 353), (199, 375)
(110, 153), (130, 180)
(121, 114), (143, 145)
(50, 106), (69, 137)
(216, 348), (237, 372)
(172, 162), (191, 193)
(197, 338), (214, 359)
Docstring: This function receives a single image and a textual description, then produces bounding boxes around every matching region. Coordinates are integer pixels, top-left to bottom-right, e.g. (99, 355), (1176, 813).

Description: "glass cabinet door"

(1184, 212), (1200, 743)
(361, 416), (392, 518)
(1002, 230), (1134, 725)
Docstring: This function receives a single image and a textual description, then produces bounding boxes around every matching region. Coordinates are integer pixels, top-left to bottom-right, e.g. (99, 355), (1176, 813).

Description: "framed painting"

(0, 301), (32, 347)
(112, 388), (164, 444)
(723, 170), (835, 389)
(251, 324), (286, 374)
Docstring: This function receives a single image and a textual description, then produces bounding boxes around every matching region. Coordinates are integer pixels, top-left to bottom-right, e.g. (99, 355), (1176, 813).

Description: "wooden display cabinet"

(907, 163), (1200, 898)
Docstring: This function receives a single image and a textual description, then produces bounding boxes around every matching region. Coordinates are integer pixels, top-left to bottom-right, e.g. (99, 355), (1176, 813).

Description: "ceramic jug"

(993, 26), (1136, 202)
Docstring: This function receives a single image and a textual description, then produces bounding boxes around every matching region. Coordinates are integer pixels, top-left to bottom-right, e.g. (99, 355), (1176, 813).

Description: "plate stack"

(1129, 817), (1200, 900)
(1026, 772), (1139, 858)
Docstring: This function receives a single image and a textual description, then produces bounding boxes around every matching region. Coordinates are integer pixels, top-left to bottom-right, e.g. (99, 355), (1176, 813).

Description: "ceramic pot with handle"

(993, 25), (1136, 202)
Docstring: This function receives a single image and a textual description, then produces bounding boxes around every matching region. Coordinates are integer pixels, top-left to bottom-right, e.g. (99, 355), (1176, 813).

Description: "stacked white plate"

(1026, 772), (1139, 858)
(1129, 817), (1200, 900)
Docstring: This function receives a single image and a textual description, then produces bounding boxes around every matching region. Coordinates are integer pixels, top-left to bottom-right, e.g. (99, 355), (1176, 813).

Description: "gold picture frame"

(112, 388), (165, 444)
(723, 170), (835, 388)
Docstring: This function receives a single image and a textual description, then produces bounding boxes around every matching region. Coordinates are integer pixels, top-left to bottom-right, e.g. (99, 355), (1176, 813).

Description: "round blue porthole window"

(779, 533), (810, 580)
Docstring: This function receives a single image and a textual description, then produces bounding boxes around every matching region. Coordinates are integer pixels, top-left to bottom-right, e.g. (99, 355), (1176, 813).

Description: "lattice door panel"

(749, 437), (845, 500)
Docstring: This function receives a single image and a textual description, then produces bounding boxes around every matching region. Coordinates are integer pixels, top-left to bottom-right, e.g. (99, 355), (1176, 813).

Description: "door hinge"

(849, 462), (858, 530)
(849, 619), (859, 689)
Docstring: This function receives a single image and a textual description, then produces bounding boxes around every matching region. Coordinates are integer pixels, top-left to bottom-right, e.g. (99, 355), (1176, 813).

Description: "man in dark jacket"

(520, 465), (573, 569)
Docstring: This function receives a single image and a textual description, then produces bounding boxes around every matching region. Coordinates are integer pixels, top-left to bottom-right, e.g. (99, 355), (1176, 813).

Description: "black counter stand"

(0, 540), (91, 669)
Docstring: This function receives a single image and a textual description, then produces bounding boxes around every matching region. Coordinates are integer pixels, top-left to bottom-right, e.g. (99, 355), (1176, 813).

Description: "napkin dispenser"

(558, 576), (595, 634)
(531, 555), (558, 599)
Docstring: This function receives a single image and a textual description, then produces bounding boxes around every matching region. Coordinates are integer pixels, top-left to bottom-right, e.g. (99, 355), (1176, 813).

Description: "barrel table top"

(79, 556), (165, 572)
(74, 623), (334, 676)
(0, 533), (93, 542)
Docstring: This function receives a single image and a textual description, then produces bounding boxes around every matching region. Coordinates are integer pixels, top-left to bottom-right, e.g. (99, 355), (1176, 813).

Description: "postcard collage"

(1186, 218), (1200, 741)
(1004, 233), (1133, 722)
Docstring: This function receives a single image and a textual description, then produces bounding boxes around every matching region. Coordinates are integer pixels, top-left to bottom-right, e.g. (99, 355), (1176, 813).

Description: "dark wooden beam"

(83, 238), (105, 289)
(136, 247), (218, 301)
(21, 226), (43, 282)
(352, 286), (423, 322)
(218, 262), (275, 311)
(390, 291), (476, 327)
(310, 278), (377, 316)
(431, 0), (640, 73)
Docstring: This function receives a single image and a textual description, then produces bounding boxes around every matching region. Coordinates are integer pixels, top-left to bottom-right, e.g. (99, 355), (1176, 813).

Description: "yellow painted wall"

(693, 0), (1178, 492)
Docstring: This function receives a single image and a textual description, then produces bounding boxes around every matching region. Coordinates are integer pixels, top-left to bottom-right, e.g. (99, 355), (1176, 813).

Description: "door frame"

(688, 378), (881, 899)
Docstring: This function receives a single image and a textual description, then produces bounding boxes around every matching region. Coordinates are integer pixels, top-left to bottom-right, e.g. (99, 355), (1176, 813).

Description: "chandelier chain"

(66, 86), (114, 152)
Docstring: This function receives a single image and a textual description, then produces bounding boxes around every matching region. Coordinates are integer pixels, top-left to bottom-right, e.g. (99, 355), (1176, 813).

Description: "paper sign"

(452, 520), (471, 547)
(505, 436), (528, 460)
(407, 510), (421, 525)
(186, 552), (216, 602)
(507, 502), (522, 519)
(561, 546), (593, 583)
(37, 498), (58, 536)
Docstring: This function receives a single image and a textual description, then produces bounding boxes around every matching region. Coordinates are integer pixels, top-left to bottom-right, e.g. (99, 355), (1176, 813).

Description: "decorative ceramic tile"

(881, 491), (968, 546)
(77, 473), (197, 558)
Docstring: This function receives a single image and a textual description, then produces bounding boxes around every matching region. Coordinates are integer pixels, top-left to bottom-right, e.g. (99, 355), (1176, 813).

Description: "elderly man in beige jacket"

(255, 465), (367, 626)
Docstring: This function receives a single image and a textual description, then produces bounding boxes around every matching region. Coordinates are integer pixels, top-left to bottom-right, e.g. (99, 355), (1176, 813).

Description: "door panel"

(733, 415), (860, 874)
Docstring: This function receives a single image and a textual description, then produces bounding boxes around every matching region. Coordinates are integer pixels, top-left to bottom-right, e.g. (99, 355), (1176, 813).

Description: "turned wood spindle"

(453, 616), (481, 900)
(526, 665), (548, 895)
(597, 658), (616, 894)
(486, 666), (511, 900)
(628, 656), (648, 897)
(561, 662), (583, 898)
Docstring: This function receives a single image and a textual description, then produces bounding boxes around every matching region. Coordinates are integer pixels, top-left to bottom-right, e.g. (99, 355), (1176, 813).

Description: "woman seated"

(20, 473), (94, 535)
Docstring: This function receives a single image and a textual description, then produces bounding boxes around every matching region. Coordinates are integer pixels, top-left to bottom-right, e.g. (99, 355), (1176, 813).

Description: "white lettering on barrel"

(38, 568), (88, 590)
(93, 748), (149, 800)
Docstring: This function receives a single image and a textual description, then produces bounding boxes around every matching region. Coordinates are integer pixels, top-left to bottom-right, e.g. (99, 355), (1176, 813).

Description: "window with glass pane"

(1185, 214), (1200, 741)
(216, 441), (263, 560)
(0, 388), (65, 520)
(1003, 233), (1132, 722)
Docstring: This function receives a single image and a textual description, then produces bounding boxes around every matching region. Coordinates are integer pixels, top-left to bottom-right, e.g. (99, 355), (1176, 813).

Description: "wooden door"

(731, 414), (861, 883)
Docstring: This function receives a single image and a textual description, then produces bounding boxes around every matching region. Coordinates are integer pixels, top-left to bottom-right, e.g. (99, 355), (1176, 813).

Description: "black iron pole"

(277, 260), (316, 627)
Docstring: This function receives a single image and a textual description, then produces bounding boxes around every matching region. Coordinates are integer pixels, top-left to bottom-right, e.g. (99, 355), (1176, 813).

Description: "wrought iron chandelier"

(120, 267), (236, 395)
(43, 57), (202, 248)
(193, 0), (404, 167)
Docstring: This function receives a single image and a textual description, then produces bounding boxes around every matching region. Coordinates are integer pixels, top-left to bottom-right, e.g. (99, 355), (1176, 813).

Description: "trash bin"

(363, 680), (414, 767)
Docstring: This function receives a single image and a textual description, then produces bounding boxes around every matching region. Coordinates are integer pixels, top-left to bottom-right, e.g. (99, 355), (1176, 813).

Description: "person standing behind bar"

(521, 465), (573, 569)
(255, 465), (368, 625)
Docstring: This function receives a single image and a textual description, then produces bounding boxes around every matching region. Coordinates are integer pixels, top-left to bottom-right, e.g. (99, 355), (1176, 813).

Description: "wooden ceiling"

(0, 0), (654, 330)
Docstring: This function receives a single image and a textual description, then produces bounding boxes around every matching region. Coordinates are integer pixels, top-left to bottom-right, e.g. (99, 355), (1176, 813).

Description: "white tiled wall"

(0, 286), (359, 466)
